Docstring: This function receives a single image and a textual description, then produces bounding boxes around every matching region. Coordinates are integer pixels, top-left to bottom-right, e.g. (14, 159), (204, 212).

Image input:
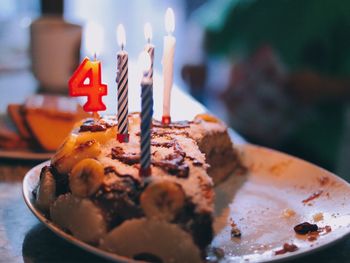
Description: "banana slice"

(53, 139), (101, 175)
(195, 113), (220, 123)
(140, 180), (186, 222)
(50, 193), (107, 243)
(51, 134), (77, 164)
(100, 218), (201, 263)
(36, 166), (56, 212)
(69, 158), (104, 197)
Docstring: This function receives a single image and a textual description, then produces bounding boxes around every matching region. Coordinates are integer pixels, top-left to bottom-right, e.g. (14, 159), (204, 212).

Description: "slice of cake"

(34, 113), (243, 262)
(6, 95), (90, 152)
(7, 104), (32, 139)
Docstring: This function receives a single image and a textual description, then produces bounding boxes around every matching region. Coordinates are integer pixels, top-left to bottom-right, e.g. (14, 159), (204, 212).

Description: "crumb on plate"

(282, 208), (296, 218)
(313, 212), (324, 222)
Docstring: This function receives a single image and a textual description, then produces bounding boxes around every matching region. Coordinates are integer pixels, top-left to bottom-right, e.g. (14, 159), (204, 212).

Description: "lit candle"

(69, 22), (107, 115)
(144, 22), (154, 80)
(162, 8), (176, 125)
(139, 51), (153, 177)
(116, 24), (129, 143)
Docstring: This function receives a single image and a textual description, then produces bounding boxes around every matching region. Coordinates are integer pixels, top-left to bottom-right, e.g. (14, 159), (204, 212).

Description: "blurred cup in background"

(30, 16), (81, 93)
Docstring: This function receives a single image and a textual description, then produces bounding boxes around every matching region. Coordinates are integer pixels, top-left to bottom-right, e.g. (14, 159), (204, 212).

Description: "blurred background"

(0, 0), (350, 180)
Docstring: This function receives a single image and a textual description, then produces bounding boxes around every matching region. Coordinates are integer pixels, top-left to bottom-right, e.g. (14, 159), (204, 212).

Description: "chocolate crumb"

(230, 219), (242, 238)
(307, 234), (318, 241)
(318, 176), (330, 186)
(302, 190), (323, 204)
(294, 222), (318, 234)
(274, 243), (298, 255)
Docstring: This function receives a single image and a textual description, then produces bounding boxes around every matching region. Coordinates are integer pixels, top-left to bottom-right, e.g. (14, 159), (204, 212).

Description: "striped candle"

(116, 24), (129, 143)
(139, 52), (153, 177)
(145, 44), (154, 80)
(144, 22), (154, 81)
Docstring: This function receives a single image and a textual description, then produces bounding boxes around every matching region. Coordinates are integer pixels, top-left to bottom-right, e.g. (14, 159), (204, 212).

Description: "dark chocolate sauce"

(79, 118), (116, 132)
(152, 120), (191, 129)
(111, 147), (140, 165)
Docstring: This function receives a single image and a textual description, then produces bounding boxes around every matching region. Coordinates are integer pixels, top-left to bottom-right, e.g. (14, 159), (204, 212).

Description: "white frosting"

(91, 114), (214, 213)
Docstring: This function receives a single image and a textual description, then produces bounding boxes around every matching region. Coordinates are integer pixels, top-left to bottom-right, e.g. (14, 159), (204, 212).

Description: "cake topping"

(111, 146), (140, 165)
(153, 120), (191, 129)
(79, 118), (117, 132)
(152, 141), (189, 178)
(109, 139), (192, 178)
(151, 129), (190, 138)
(151, 141), (174, 148)
(140, 180), (186, 221)
(69, 158), (104, 197)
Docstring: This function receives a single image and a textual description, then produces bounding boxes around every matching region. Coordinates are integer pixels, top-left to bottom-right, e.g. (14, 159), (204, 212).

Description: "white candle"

(162, 8), (176, 124)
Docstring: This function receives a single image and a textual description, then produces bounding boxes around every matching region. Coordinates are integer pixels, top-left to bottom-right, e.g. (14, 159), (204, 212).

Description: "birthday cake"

(34, 113), (243, 262)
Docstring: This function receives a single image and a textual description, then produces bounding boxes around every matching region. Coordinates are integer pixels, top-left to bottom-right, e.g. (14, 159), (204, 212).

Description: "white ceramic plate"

(22, 144), (350, 262)
(0, 149), (52, 160)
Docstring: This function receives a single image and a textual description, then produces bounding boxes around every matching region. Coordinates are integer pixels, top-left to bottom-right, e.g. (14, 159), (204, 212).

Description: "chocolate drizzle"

(111, 147), (140, 165)
(109, 140), (199, 178)
(152, 120), (191, 129)
(152, 129), (190, 137)
(79, 118), (116, 132)
(152, 141), (189, 178)
(150, 141), (174, 148)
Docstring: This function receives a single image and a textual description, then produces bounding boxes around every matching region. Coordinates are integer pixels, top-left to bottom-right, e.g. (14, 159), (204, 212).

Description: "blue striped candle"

(139, 52), (153, 177)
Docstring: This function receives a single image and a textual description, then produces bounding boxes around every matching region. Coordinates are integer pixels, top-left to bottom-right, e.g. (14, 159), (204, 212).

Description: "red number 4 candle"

(69, 57), (107, 112)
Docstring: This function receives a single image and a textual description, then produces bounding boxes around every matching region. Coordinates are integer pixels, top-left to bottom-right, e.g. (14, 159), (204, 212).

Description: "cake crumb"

(281, 208), (296, 218)
(317, 176), (330, 186)
(294, 222), (318, 235)
(274, 243), (298, 255)
(230, 219), (242, 238)
(302, 190), (323, 204)
(312, 212), (324, 222)
(294, 222), (332, 241)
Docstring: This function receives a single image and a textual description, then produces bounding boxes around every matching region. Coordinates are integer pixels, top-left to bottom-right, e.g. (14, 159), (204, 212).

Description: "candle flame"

(117, 24), (126, 48)
(85, 21), (104, 57)
(144, 22), (153, 42)
(165, 8), (175, 34)
(138, 51), (151, 74)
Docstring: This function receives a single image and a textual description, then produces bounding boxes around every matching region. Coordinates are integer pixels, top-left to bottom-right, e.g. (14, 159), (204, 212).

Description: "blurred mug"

(30, 16), (82, 93)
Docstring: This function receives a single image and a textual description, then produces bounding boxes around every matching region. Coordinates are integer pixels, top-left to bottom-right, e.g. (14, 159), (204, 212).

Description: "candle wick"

(93, 52), (97, 61)
(147, 38), (151, 44)
(121, 44), (124, 51)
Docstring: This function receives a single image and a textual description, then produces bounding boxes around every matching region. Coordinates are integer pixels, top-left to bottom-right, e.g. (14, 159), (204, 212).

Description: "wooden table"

(0, 70), (349, 262)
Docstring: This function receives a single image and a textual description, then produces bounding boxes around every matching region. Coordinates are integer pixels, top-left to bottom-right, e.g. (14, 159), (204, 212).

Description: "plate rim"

(22, 160), (135, 263)
(22, 143), (350, 262)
